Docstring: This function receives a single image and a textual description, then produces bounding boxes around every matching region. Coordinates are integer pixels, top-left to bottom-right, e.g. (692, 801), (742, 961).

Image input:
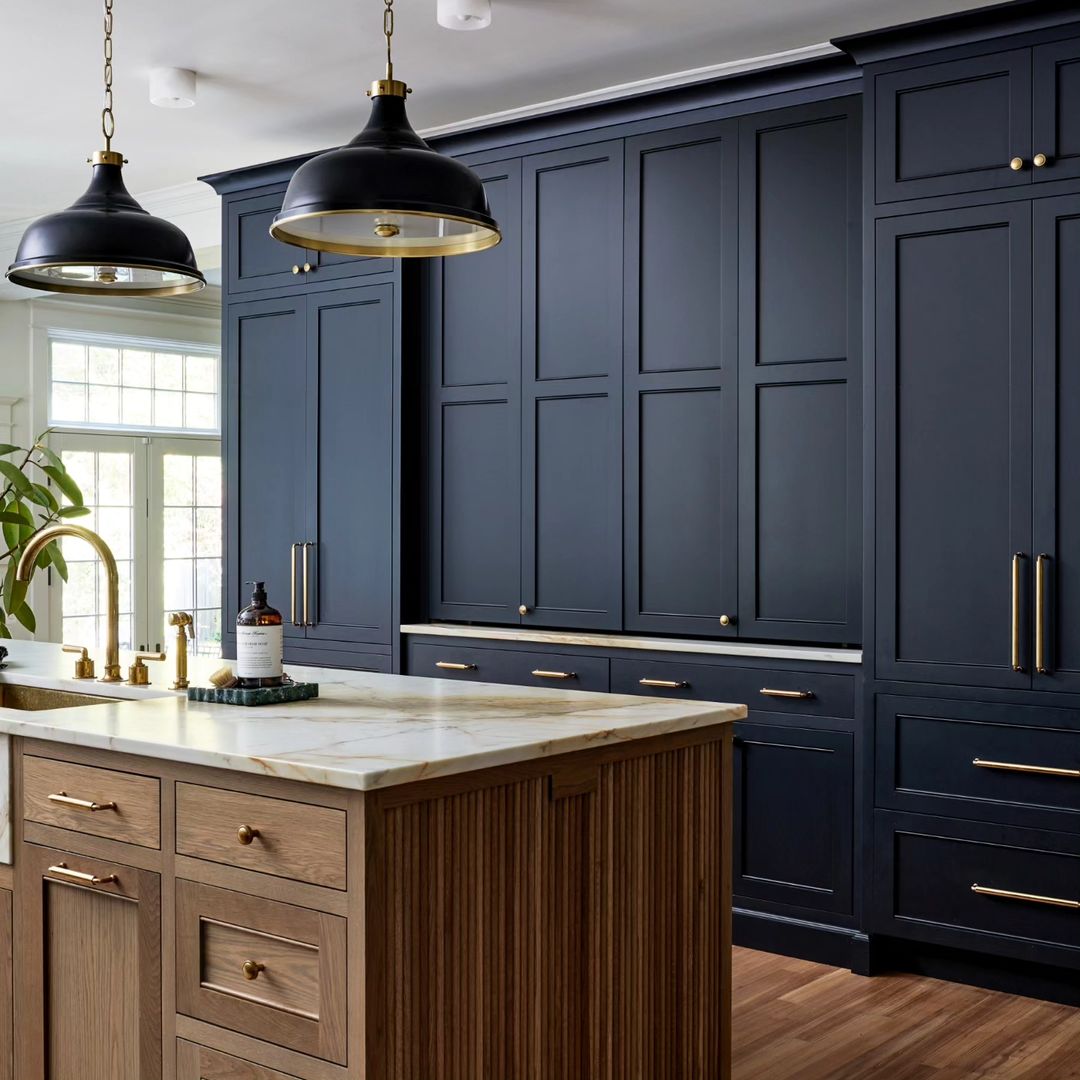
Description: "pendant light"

(5, 0), (205, 296)
(270, 0), (500, 258)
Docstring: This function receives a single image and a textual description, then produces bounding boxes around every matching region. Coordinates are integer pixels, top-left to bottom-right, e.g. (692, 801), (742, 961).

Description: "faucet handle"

(127, 651), (166, 687)
(62, 644), (96, 680)
(169, 611), (193, 630)
(168, 612), (192, 690)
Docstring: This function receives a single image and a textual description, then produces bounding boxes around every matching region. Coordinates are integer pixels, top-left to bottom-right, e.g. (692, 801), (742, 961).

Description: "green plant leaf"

(0, 622), (10, 640)
(42, 465), (83, 506)
(3, 558), (15, 613)
(0, 511), (25, 526)
(0, 461), (30, 495)
(0, 445), (19, 457)
(58, 505), (91, 519)
(33, 443), (62, 468)
(24, 483), (56, 510)
(13, 603), (35, 633)
(34, 544), (52, 571)
(49, 542), (68, 583)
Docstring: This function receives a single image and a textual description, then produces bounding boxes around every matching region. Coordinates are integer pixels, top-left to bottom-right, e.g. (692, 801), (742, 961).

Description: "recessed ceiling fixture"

(270, 0), (500, 258)
(5, 0), (205, 297)
(150, 67), (197, 109)
(437, 0), (492, 32)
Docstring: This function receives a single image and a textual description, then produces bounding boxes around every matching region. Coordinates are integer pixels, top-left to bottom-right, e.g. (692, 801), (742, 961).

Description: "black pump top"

(245, 580), (267, 605)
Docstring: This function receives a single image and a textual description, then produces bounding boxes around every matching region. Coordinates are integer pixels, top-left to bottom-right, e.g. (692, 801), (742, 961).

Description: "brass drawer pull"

(759, 688), (815, 700)
(290, 542), (301, 626)
(48, 862), (117, 886)
(435, 661), (477, 671)
(532, 669), (577, 680)
(639, 678), (689, 690)
(242, 960), (266, 980)
(302, 541), (314, 627)
(48, 791), (117, 813)
(972, 884), (1080, 909)
(236, 824), (260, 845)
(973, 758), (1080, 779)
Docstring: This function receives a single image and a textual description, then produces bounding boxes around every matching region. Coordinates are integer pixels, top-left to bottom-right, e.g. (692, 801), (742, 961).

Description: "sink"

(0, 684), (119, 711)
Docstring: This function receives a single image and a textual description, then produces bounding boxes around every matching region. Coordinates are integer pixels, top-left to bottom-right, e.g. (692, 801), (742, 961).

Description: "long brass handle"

(302, 541), (313, 627)
(242, 960), (265, 981)
(531, 669), (577, 680)
(48, 791), (117, 812)
(639, 678), (689, 689)
(48, 863), (117, 886)
(435, 661), (477, 671)
(973, 758), (1080, 779)
(972, 884), (1080, 909)
(1036, 554), (1049, 675)
(290, 543), (300, 626)
(1011, 553), (1025, 673)
(760, 688), (815, 700)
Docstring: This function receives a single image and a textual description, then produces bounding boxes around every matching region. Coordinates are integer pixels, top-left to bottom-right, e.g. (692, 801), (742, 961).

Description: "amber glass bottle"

(235, 581), (284, 689)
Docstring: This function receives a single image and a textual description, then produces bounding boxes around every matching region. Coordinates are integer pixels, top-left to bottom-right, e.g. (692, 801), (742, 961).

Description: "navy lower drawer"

(407, 641), (610, 693)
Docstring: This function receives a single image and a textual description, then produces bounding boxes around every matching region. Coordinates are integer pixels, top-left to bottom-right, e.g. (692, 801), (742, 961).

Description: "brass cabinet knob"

(1010, 157), (1025, 171)
(236, 824), (260, 846)
(303, 262), (313, 273)
(291, 264), (301, 274)
(242, 960), (265, 981)
(719, 614), (735, 627)
(1034, 152), (1048, 168)
(518, 604), (529, 615)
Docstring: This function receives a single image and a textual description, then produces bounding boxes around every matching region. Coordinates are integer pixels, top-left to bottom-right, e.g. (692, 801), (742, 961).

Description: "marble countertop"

(0, 641), (744, 792)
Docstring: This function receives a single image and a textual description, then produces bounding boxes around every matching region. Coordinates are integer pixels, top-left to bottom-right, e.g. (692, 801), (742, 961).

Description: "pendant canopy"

(271, 0), (500, 258)
(5, 0), (204, 297)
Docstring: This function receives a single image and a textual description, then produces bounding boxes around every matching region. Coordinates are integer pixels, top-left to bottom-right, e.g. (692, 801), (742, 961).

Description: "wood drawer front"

(176, 881), (347, 1065)
(23, 755), (160, 849)
(176, 784), (346, 890)
(876, 812), (1080, 965)
(877, 695), (1080, 828)
(409, 641), (610, 692)
(177, 1040), (303, 1079)
(610, 657), (854, 718)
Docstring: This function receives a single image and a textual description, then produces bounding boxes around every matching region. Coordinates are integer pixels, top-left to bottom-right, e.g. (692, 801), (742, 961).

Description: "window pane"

(87, 385), (120, 426)
(97, 506), (131, 559)
(163, 455), (193, 505)
(195, 608), (221, 655)
(88, 347), (120, 385)
(196, 456), (220, 506)
(97, 453), (131, 505)
(186, 354), (216, 386)
(196, 558), (221, 610)
(122, 387), (152, 426)
(184, 393), (217, 430)
(51, 383), (86, 423)
(123, 350), (153, 388)
(60, 452), (95, 504)
(154, 352), (184, 390)
(164, 559), (194, 608)
(195, 508), (221, 558)
(51, 343), (86, 382)
(164, 507), (193, 558)
(63, 562), (97, 617)
(154, 390), (183, 428)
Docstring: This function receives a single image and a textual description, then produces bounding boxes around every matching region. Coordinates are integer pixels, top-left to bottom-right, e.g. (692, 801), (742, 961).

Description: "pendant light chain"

(101, 0), (115, 149)
(383, 0), (395, 81)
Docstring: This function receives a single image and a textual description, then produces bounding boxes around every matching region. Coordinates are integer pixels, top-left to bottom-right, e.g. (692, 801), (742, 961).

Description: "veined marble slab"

(0, 642), (743, 793)
(401, 623), (863, 665)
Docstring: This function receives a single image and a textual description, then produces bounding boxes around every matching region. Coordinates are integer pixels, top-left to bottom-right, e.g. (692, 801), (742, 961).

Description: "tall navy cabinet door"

(305, 284), (395, 646)
(737, 99), (861, 645)
(520, 143), (623, 629)
(426, 161), (523, 624)
(224, 296), (308, 655)
(623, 121), (739, 637)
(1033, 195), (1080, 691)
(873, 50), (1032, 203)
(876, 203), (1033, 688)
(1033, 38), (1080, 184)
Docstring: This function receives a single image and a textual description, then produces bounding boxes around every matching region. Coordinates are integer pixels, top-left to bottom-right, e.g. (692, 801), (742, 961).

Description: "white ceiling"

(2, 0), (1011, 239)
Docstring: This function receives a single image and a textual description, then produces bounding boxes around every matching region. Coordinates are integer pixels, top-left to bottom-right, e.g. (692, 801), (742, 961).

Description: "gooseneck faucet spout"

(16, 524), (123, 683)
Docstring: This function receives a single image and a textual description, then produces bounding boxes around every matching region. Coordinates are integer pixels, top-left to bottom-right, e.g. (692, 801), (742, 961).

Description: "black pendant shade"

(271, 91), (500, 258)
(6, 157), (205, 296)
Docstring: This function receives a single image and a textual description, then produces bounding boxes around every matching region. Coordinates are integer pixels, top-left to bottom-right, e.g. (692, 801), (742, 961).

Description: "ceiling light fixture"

(5, 0), (205, 297)
(270, 0), (500, 258)
(437, 0), (492, 31)
(150, 67), (197, 109)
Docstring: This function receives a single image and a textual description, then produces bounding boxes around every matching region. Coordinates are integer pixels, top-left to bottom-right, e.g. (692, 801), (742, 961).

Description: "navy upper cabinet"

(1033, 195), (1080, 691)
(875, 203), (1033, 688)
(1033, 38), (1080, 183)
(520, 143), (624, 629)
(426, 161), (523, 624)
(737, 99), (861, 645)
(304, 284), (396, 647)
(623, 120), (739, 636)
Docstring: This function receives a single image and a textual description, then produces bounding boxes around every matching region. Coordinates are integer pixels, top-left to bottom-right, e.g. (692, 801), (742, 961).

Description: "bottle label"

(235, 625), (283, 679)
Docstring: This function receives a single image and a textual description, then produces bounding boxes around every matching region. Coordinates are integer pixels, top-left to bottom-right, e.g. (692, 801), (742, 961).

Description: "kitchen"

(1, 0), (1080, 1076)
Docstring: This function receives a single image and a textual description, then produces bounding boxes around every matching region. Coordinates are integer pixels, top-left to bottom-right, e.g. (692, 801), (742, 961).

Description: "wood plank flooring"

(733, 946), (1080, 1079)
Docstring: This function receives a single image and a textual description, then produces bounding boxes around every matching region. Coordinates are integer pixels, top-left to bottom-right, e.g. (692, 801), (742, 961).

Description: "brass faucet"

(16, 524), (123, 683)
(168, 611), (192, 690)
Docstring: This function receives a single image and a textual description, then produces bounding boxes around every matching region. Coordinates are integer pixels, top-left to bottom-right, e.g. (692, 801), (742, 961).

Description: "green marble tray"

(187, 681), (319, 707)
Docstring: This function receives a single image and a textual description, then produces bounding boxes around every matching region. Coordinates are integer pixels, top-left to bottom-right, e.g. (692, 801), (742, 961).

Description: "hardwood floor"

(732, 947), (1080, 1079)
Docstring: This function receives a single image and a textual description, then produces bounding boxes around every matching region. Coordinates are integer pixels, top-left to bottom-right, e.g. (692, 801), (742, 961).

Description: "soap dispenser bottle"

(235, 581), (284, 688)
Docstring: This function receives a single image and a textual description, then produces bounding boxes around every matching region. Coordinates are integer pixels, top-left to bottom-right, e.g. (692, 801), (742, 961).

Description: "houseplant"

(0, 438), (88, 637)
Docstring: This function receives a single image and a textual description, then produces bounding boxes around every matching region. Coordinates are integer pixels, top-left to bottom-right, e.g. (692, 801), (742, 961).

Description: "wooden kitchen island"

(0, 643), (741, 1080)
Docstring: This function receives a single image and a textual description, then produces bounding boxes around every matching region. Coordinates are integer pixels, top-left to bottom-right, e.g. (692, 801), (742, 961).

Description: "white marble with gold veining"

(0, 642), (743, 803)
(400, 623), (863, 664)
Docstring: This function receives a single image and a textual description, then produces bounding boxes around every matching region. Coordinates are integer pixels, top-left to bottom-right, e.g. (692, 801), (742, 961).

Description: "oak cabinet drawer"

(409, 641), (610, 692)
(177, 1041), (303, 1079)
(23, 755), (160, 849)
(176, 784), (347, 890)
(876, 695), (1080, 830)
(176, 881), (347, 1065)
(875, 811), (1080, 966)
(611, 658), (854, 718)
